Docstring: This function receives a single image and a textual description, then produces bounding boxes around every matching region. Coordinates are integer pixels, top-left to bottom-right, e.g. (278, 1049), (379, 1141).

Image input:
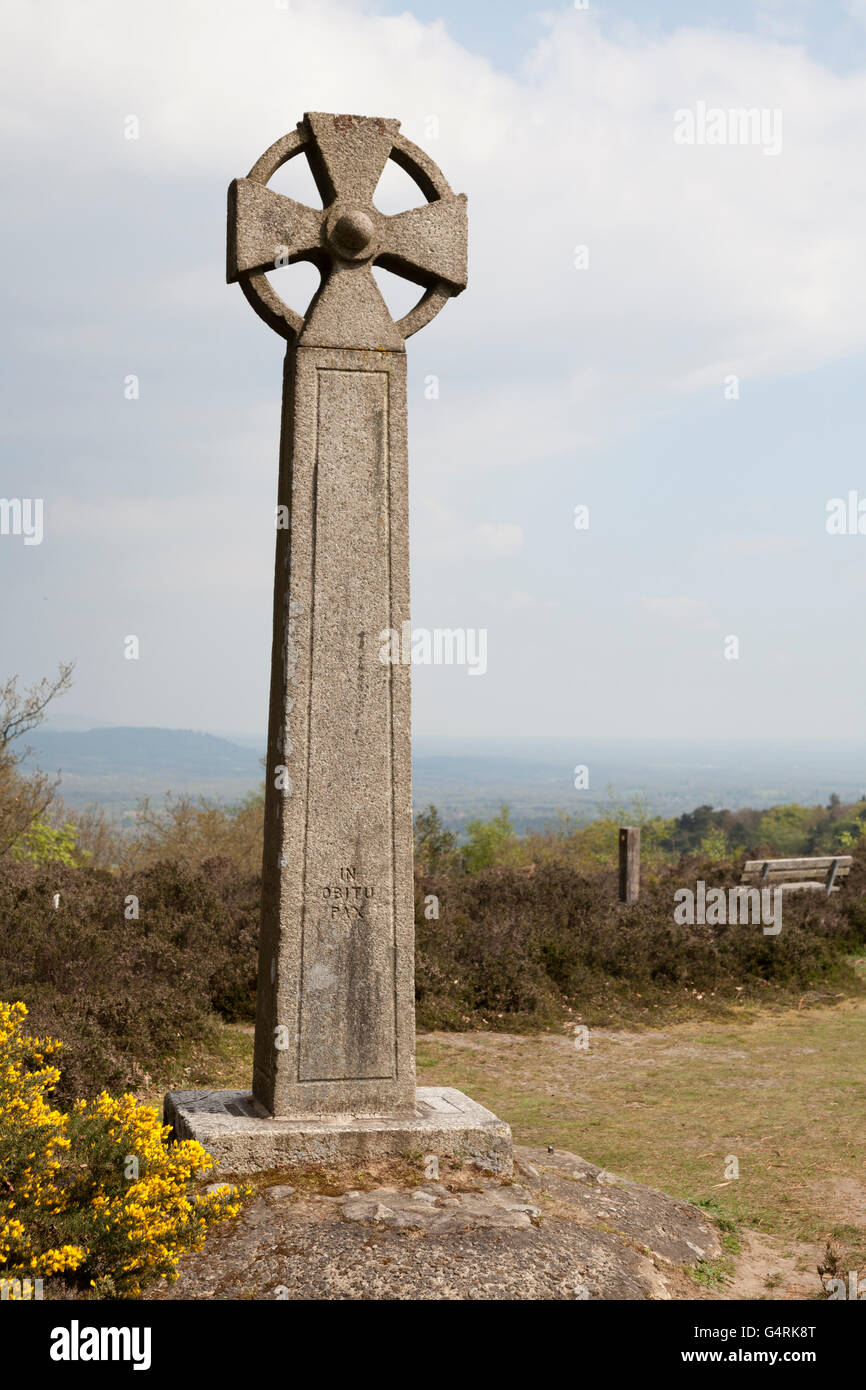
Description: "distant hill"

(20, 728), (264, 817)
(411, 736), (866, 831)
(17, 727), (866, 831)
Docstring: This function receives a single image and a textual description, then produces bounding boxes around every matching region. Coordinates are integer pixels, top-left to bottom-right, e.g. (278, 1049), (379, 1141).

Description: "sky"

(2, 0), (866, 742)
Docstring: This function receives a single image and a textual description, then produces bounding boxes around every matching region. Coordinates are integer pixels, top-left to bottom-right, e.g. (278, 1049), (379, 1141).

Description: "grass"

(147, 966), (866, 1272)
(690, 1256), (736, 1291)
(140, 1024), (255, 1110)
(415, 992), (866, 1267)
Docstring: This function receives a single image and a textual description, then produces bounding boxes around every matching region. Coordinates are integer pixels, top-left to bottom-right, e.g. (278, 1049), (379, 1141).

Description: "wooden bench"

(740, 855), (853, 897)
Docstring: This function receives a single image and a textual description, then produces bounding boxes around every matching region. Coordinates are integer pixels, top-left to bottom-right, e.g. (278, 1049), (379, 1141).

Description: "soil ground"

(148, 993), (866, 1297)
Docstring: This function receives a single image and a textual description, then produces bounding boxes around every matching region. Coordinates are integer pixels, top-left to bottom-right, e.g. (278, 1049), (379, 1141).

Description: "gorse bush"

(0, 1001), (81, 1286)
(0, 1002), (244, 1298)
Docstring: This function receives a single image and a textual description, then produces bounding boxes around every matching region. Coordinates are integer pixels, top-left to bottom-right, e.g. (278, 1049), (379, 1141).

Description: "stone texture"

(238, 115), (468, 1125)
(252, 344), (416, 1119)
(145, 1146), (724, 1302)
(167, 112), (510, 1175)
(226, 112), (467, 346)
(515, 1147), (720, 1267)
(164, 1087), (512, 1177)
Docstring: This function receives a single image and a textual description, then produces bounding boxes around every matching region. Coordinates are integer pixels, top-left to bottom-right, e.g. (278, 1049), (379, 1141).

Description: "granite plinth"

(165, 1086), (512, 1177)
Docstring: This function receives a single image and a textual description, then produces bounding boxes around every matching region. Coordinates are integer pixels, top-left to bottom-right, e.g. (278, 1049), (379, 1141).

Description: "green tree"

(9, 818), (83, 866)
(413, 805), (457, 874)
(462, 804), (516, 874)
(758, 803), (812, 856)
(599, 787), (674, 868)
(0, 663), (74, 856)
(663, 804), (720, 855)
(123, 786), (265, 874)
(698, 825), (728, 859)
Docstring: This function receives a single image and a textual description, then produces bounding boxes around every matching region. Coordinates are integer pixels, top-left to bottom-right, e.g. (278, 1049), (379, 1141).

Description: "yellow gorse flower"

(0, 1001), (247, 1297)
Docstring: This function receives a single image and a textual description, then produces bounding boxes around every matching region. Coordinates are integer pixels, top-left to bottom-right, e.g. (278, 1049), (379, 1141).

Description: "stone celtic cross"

(226, 111), (468, 349)
(167, 114), (510, 1174)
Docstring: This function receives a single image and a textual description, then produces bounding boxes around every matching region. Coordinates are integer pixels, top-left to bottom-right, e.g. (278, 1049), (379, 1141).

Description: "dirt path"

(416, 998), (866, 1289)
(150, 1000), (864, 1297)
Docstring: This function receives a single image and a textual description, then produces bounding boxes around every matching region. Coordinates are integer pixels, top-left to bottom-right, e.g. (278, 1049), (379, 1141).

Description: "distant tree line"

(2, 663), (865, 876)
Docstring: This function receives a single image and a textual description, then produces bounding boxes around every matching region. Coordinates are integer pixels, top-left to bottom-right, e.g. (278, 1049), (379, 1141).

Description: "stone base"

(164, 1086), (513, 1177)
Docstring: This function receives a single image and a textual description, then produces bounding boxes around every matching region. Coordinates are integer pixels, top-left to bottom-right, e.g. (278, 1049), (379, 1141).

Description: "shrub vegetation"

(2, 822), (864, 1098)
(0, 857), (258, 1105)
(415, 851), (866, 1030)
(0, 1002), (244, 1299)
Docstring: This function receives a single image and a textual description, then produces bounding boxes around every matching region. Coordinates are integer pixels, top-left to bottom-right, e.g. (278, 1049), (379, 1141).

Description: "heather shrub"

(415, 852), (866, 1030)
(2, 837), (865, 1099)
(0, 857), (259, 1104)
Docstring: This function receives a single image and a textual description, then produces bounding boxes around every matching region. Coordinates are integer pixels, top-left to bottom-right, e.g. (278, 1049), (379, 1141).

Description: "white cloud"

(413, 369), (603, 477)
(472, 522), (524, 556)
(3, 0), (865, 415)
(724, 533), (806, 556)
(3, 1), (865, 736)
(412, 500), (525, 560)
(476, 589), (533, 611)
(640, 595), (715, 623)
(47, 492), (273, 595)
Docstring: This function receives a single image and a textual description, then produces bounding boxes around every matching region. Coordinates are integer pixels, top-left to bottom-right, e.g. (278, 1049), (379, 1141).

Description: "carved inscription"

(320, 866), (375, 921)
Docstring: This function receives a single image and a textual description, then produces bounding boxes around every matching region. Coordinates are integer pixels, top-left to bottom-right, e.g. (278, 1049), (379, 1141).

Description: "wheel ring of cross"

(226, 112), (468, 346)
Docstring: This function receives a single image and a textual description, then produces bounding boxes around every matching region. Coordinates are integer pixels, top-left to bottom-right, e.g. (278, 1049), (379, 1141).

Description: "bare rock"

(146, 1146), (723, 1301)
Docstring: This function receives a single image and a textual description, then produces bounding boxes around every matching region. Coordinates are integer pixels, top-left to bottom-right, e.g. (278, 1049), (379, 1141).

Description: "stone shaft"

(164, 119), (512, 1181)
(253, 343), (415, 1117)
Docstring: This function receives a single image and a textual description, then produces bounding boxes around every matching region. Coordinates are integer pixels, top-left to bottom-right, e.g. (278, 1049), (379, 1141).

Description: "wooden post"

(619, 826), (640, 905)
